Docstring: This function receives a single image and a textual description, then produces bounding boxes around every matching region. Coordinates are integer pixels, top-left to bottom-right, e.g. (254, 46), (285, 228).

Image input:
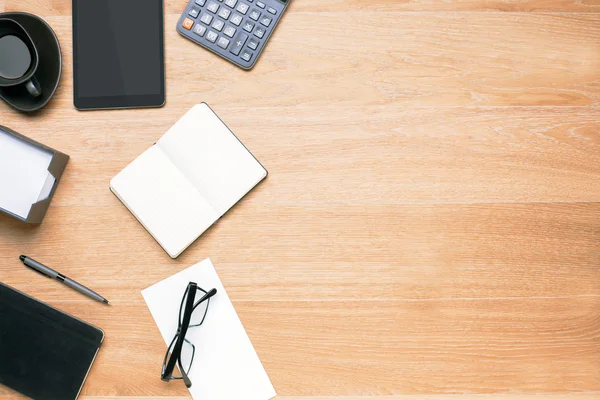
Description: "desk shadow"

(0, 211), (41, 235)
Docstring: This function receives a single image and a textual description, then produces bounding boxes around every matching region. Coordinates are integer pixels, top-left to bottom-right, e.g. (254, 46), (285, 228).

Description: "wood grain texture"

(1, 107), (599, 205)
(0, 203), (598, 301)
(0, 0), (599, 399)
(61, 396), (600, 400)
(0, 13), (600, 111)
(7, 392), (600, 400)
(6, 0), (600, 14)
(81, 396), (600, 400)
(1, 299), (600, 397)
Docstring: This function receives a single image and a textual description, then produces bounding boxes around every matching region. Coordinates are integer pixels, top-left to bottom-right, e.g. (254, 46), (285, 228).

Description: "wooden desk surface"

(0, 0), (599, 399)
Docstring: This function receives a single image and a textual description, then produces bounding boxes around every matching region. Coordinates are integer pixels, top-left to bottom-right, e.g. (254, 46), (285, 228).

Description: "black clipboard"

(0, 282), (104, 399)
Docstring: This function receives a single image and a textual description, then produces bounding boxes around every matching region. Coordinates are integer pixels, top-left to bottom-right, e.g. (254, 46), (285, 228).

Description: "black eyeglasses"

(161, 281), (217, 388)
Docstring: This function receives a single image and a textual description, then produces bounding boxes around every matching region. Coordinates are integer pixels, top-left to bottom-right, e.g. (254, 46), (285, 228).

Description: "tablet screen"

(73, 0), (165, 109)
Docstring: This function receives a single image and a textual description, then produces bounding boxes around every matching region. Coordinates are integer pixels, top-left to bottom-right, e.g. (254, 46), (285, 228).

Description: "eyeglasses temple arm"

(193, 287), (217, 310)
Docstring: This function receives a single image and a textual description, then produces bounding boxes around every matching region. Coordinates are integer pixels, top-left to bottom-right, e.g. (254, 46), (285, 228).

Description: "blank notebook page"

(110, 145), (218, 257)
(157, 104), (267, 216)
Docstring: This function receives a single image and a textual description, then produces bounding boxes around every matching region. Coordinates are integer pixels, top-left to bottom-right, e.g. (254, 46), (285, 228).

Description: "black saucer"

(0, 12), (61, 113)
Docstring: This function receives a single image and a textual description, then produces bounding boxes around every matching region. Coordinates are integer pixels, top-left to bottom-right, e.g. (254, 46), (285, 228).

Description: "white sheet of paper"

(0, 131), (53, 218)
(142, 259), (276, 400)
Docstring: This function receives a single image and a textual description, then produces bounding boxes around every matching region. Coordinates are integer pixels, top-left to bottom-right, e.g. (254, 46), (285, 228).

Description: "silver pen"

(19, 255), (110, 305)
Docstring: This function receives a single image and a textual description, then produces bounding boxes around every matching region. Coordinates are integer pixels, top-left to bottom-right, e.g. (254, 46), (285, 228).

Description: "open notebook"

(110, 104), (267, 258)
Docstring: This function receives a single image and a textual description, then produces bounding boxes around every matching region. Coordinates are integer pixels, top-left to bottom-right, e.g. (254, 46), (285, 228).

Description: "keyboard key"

(230, 32), (248, 55)
(260, 16), (271, 26)
(267, 7), (276, 14)
(207, 1), (220, 13)
(236, 3), (249, 14)
(256, 1), (265, 8)
(193, 24), (207, 36)
(247, 38), (258, 50)
(217, 36), (230, 49)
(253, 27), (264, 38)
(243, 21), (254, 32)
(212, 19), (225, 31)
(241, 50), (252, 62)
(189, 7), (200, 18)
(195, 0), (206, 5)
(218, 7), (231, 19)
(249, 9), (261, 20)
(206, 30), (219, 42)
(230, 14), (243, 25)
(223, 25), (236, 37)
(200, 13), (213, 24)
(182, 18), (194, 30)
(224, 0), (238, 7)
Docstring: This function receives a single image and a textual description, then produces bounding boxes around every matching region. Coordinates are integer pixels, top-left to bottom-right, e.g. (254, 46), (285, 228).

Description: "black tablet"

(72, 0), (165, 110)
(0, 282), (104, 400)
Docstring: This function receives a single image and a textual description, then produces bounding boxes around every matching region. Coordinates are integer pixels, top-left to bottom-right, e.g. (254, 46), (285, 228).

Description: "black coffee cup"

(0, 18), (42, 97)
(0, 13), (62, 113)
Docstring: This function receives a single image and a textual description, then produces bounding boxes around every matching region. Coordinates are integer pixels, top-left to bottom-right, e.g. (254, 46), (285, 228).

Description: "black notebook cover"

(0, 282), (104, 399)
